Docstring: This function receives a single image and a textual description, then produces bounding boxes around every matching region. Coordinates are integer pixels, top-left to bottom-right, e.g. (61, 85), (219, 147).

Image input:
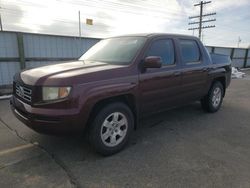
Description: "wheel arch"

(86, 94), (138, 131)
(212, 76), (226, 97)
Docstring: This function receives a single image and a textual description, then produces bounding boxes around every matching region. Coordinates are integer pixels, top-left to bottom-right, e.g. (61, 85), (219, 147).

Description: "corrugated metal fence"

(0, 31), (249, 88)
(206, 46), (250, 68)
(0, 31), (100, 87)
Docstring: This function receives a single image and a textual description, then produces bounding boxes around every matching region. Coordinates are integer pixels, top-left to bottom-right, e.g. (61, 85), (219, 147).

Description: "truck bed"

(210, 53), (232, 65)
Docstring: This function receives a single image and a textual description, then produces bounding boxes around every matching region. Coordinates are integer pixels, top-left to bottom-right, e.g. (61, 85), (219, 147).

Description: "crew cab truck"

(10, 33), (231, 155)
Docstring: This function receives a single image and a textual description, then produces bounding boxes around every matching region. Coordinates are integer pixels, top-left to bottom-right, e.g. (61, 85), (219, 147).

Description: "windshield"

(79, 37), (146, 65)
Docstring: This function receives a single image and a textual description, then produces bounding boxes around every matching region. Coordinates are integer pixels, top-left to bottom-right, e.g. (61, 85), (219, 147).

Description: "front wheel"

(201, 81), (224, 113)
(88, 102), (134, 156)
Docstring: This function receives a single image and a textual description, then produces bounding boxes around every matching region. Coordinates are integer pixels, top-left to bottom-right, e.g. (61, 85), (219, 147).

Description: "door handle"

(202, 67), (208, 72)
(173, 72), (181, 76)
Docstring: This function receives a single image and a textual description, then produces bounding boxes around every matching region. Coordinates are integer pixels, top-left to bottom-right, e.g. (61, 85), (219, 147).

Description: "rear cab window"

(146, 39), (175, 66)
(179, 39), (201, 64)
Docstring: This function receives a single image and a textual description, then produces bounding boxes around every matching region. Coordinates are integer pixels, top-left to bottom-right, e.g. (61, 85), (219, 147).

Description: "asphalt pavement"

(0, 72), (250, 188)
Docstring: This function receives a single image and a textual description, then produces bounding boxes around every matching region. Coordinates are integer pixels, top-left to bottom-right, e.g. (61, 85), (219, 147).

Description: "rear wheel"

(201, 81), (224, 113)
(88, 102), (134, 156)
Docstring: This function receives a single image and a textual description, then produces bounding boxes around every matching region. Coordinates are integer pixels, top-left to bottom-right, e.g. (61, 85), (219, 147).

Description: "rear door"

(139, 37), (182, 115)
(178, 39), (208, 101)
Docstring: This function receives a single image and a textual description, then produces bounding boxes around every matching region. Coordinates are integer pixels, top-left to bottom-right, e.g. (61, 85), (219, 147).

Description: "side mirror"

(144, 56), (162, 68)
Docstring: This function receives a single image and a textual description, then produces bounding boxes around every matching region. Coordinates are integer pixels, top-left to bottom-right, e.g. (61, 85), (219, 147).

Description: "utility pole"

(0, 14), (3, 31)
(0, 5), (3, 31)
(198, 1), (203, 39)
(188, 1), (216, 39)
(78, 10), (81, 37)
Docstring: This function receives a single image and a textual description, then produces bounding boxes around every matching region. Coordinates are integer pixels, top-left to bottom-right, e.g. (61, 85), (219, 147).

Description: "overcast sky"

(1, 0), (249, 48)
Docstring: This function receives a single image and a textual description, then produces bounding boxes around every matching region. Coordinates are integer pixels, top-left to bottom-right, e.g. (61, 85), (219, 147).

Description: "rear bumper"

(10, 96), (85, 135)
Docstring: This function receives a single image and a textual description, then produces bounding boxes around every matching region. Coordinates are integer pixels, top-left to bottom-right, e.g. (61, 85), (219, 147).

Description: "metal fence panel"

(0, 31), (249, 88)
(0, 62), (20, 85)
(0, 32), (19, 57)
(233, 49), (246, 58)
(232, 59), (245, 68)
(23, 34), (99, 59)
(246, 59), (250, 67)
(0, 32), (100, 86)
(214, 47), (232, 56)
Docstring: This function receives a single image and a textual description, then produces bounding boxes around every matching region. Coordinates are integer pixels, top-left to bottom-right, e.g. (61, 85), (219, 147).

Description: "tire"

(88, 102), (134, 156)
(201, 81), (224, 113)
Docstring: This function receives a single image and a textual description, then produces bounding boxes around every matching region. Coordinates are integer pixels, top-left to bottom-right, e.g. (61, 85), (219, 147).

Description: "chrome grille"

(16, 84), (32, 102)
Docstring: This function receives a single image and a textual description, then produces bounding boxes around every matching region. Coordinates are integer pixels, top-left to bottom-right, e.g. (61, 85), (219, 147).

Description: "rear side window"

(146, 39), (175, 65)
(179, 40), (200, 63)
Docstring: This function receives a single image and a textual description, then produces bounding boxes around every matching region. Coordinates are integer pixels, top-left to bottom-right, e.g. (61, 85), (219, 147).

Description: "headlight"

(42, 87), (71, 101)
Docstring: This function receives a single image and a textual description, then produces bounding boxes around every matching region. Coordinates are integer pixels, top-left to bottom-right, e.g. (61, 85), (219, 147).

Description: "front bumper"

(10, 96), (85, 134)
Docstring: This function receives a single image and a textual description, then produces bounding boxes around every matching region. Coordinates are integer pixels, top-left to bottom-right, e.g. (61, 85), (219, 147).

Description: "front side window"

(146, 39), (175, 65)
(79, 37), (146, 65)
(179, 40), (200, 63)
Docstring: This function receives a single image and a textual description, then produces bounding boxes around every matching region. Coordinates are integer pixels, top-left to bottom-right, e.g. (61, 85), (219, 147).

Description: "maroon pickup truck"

(11, 33), (231, 155)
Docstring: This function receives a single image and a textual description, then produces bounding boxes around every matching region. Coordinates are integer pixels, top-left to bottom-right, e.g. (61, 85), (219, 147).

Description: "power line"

(0, 4), (187, 34)
(1, 9), (110, 28)
(188, 1), (216, 40)
(0, 7), (112, 24)
(8, 0), (189, 19)
(58, 0), (190, 17)
(1, 3), (186, 24)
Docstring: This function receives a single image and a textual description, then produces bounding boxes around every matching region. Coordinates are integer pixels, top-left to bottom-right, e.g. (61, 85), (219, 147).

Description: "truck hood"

(20, 61), (125, 85)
